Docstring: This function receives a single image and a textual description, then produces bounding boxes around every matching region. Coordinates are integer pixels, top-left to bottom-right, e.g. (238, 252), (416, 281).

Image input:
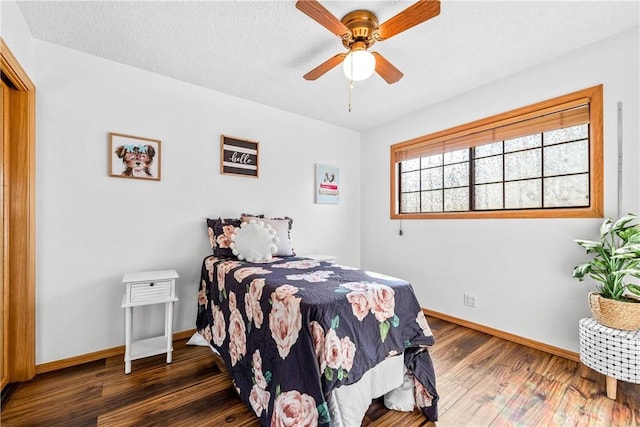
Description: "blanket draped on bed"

(196, 256), (439, 426)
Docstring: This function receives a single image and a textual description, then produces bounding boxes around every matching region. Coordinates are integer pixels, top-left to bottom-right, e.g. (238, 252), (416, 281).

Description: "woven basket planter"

(589, 292), (640, 331)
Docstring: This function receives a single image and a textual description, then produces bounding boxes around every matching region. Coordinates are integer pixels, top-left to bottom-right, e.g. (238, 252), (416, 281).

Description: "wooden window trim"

(390, 85), (603, 219)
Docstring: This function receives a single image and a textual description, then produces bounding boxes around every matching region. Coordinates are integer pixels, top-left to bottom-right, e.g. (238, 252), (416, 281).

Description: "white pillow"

(384, 371), (416, 411)
(230, 220), (278, 262)
(243, 216), (295, 256)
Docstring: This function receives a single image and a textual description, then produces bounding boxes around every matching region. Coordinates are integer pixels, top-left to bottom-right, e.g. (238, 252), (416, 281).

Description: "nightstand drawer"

(129, 280), (171, 303)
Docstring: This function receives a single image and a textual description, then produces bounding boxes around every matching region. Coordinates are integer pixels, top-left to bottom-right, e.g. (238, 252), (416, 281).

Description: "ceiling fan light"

(342, 49), (375, 81)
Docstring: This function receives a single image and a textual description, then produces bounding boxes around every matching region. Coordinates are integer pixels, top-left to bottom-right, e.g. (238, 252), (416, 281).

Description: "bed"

(195, 217), (438, 426)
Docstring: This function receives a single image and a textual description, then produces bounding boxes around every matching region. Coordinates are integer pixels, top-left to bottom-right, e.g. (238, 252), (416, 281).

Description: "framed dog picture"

(109, 132), (161, 181)
(220, 135), (259, 178)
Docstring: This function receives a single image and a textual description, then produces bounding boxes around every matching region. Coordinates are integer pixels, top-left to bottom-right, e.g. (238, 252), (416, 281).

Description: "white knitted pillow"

(230, 220), (278, 262)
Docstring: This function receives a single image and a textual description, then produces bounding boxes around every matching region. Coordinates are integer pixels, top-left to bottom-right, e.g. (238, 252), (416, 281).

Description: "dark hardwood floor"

(2, 317), (638, 426)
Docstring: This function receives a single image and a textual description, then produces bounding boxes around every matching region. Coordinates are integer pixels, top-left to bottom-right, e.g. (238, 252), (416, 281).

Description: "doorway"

(1, 38), (36, 388)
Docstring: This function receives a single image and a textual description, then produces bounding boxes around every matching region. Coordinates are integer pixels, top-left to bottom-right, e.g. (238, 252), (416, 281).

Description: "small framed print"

(109, 132), (161, 181)
(315, 164), (340, 204)
(220, 135), (259, 178)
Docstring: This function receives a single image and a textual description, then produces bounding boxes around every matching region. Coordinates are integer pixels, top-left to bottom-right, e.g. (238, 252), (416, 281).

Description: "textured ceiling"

(15, 1), (640, 131)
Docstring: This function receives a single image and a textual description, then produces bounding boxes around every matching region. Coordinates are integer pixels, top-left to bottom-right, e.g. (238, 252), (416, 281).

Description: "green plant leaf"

(591, 260), (608, 270)
(612, 252), (638, 260)
(628, 230), (640, 244)
(614, 268), (640, 277)
(615, 243), (640, 254)
(575, 239), (604, 251)
(617, 227), (639, 242)
(626, 284), (640, 296)
(337, 367), (344, 381)
(573, 263), (590, 280)
(611, 213), (637, 234)
(599, 217), (613, 238)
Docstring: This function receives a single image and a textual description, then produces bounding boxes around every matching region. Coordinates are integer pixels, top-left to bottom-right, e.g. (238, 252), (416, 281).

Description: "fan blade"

(295, 0), (350, 38)
(377, 0), (441, 40)
(372, 52), (403, 84)
(303, 53), (347, 80)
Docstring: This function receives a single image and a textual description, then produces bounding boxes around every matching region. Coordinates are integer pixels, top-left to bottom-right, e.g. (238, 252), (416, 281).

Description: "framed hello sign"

(220, 135), (259, 178)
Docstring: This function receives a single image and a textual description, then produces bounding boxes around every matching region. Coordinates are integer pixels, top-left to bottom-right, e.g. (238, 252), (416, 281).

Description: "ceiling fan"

(296, 0), (441, 84)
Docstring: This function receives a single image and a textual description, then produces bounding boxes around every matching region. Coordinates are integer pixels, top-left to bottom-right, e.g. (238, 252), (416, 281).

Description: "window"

(390, 85), (603, 219)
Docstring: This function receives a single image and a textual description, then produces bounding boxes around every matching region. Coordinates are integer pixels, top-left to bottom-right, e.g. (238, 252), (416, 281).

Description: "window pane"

(391, 86), (601, 218)
(474, 156), (503, 184)
(505, 179), (541, 208)
(474, 141), (503, 158)
(422, 154), (443, 168)
(504, 134), (541, 152)
(475, 183), (503, 210)
(444, 149), (469, 165)
(421, 167), (443, 190)
(401, 158), (420, 172)
(421, 190), (443, 212)
(544, 174), (589, 207)
(505, 149), (541, 180)
(444, 187), (469, 211)
(544, 140), (588, 176)
(544, 124), (588, 146)
(401, 171), (420, 192)
(444, 163), (469, 188)
(400, 193), (420, 213)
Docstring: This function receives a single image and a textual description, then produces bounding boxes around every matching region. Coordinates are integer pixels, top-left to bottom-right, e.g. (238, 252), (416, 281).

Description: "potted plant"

(573, 213), (640, 330)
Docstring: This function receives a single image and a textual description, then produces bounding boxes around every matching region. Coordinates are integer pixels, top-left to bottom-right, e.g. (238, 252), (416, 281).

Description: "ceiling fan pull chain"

(347, 46), (353, 112)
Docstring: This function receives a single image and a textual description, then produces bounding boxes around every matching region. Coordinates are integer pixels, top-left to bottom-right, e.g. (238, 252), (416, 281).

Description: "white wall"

(27, 41), (360, 364)
(361, 28), (640, 353)
(32, 41), (360, 363)
(3, 0), (362, 363)
(1, 0), (35, 72)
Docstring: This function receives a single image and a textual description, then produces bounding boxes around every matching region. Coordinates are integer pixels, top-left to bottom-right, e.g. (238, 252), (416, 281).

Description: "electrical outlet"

(464, 293), (477, 308)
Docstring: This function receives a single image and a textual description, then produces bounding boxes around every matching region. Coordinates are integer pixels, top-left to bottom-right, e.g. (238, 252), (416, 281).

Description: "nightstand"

(121, 269), (179, 374)
(301, 254), (337, 263)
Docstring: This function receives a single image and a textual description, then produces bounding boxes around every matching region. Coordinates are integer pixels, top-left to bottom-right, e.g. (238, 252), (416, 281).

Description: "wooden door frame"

(1, 38), (36, 382)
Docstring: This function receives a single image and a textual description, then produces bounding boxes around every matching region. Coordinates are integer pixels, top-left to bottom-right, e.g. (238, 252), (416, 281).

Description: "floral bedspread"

(196, 256), (439, 426)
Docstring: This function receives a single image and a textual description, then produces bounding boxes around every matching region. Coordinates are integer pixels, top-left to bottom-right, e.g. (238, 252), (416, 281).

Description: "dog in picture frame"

(114, 144), (156, 178)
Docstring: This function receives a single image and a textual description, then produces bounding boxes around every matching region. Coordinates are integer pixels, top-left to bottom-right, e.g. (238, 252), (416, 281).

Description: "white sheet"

(328, 354), (410, 427)
(187, 331), (220, 355)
